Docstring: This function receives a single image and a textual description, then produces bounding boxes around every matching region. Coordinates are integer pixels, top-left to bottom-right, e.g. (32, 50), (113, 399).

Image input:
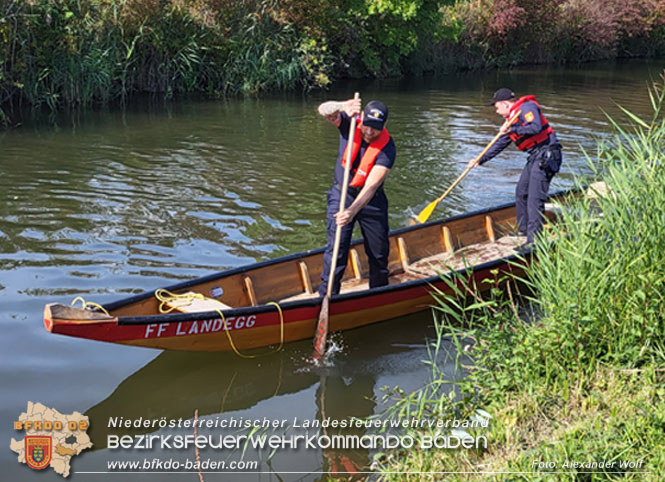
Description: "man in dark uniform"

(317, 96), (396, 295)
(467, 88), (562, 251)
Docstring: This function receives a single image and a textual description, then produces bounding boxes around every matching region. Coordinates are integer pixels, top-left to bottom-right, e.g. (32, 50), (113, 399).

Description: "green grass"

(376, 78), (665, 481)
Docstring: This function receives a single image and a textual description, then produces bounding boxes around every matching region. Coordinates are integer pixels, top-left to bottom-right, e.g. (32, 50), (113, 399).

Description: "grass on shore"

(375, 78), (665, 481)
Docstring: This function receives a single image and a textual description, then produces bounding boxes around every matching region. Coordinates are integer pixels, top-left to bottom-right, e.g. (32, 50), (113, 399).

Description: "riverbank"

(377, 80), (665, 479)
(2, 0), (665, 125)
(0, 48), (663, 478)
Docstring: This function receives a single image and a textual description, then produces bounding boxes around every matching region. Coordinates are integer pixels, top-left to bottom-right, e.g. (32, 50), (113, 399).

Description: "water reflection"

(85, 350), (319, 450)
(81, 313), (462, 480)
(2, 59), (664, 480)
(315, 375), (375, 479)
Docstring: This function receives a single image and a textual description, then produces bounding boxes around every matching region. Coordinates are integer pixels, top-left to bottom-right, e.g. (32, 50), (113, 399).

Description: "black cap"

(362, 100), (388, 130)
(489, 88), (515, 105)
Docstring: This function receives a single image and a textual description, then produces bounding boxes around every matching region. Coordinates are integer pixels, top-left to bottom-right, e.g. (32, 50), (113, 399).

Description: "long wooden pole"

(313, 92), (360, 359)
(412, 109), (522, 225)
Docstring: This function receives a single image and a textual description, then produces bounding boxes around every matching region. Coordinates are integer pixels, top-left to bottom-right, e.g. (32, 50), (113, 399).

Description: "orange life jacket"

(341, 122), (391, 187)
(508, 95), (554, 151)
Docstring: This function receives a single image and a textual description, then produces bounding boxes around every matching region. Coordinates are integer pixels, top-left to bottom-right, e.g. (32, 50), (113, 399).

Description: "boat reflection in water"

(84, 312), (465, 480)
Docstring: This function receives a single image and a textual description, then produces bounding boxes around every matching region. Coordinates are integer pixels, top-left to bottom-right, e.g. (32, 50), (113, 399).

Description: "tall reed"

(527, 79), (665, 374)
(0, 0), (331, 122)
(377, 78), (665, 479)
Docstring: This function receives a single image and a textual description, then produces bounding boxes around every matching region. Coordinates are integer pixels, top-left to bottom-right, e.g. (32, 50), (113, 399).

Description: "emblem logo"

(525, 111), (535, 122)
(12, 402), (92, 477)
(25, 436), (52, 470)
(368, 108), (384, 120)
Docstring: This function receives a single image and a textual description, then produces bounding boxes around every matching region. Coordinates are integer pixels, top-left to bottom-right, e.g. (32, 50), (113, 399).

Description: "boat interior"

(109, 203), (563, 318)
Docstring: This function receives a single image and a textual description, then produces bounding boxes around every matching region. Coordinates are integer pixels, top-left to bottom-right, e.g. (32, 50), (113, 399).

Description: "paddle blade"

(313, 295), (330, 359)
(415, 199), (439, 224)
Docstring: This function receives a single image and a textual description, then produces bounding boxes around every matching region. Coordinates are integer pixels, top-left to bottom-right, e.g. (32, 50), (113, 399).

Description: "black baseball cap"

(489, 88), (516, 105)
(362, 101), (388, 130)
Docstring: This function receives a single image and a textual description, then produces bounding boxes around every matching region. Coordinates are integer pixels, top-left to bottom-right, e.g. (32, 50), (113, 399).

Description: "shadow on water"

(83, 311), (464, 479)
(85, 349), (320, 450)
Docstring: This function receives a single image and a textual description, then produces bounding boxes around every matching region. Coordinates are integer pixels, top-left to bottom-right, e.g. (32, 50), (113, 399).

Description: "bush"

(449, 0), (665, 66)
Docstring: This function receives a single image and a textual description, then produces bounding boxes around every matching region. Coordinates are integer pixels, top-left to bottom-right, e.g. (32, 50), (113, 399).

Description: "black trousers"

(318, 187), (390, 296)
(516, 145), (561, 243)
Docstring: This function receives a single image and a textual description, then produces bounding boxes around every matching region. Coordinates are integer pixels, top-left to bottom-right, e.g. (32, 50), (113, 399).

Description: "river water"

(1, 59), (664, 481)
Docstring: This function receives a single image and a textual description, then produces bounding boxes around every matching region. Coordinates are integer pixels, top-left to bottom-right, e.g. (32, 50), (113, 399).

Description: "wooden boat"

(44, 189), (571, 352)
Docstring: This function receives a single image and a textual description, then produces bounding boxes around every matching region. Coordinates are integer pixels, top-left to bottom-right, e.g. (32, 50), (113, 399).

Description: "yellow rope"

(71, 296), (110, 316)
(267, 301), (285, 352)
(155, 289), (204, 314)
(153, 289), (284, 358)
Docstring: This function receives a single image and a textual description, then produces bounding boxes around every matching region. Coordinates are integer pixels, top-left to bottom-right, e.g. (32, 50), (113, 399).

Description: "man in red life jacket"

(317, 97), (396, 295)
(467, 88), (563, 252)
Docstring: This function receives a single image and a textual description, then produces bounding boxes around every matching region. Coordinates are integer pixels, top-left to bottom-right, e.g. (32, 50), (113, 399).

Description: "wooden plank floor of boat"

(407, 234), (525, 276)
(279, 235), (525, 303)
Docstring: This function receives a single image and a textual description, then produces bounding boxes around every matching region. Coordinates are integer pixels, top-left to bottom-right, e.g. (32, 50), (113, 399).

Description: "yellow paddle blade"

(415, 198), (440, 224)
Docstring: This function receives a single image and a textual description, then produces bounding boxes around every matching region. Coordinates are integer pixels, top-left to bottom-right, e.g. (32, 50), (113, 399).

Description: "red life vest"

(341, 122), (391, 187)
(508, 95), (554, 151)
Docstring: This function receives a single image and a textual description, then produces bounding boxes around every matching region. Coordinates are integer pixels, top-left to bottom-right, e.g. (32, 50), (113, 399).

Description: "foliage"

(378, 0), (665, 72)
(346, 0), (447, 76)
(1, 0), (460, 122)
(2, 0), (665, 123)
(452, 0), (665, 66)
(0, 0), (331, 120)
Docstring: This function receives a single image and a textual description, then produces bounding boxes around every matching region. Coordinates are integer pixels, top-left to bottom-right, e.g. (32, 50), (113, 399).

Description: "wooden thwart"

(244, 276), (258, 306)
(485, 215), (496, 242)
(397, 237), (410, 273)
(298, 262), (313, 294)
(349, 249), (362, 281)
(396, 237), (433, 277)
(441, 226), (454, 254)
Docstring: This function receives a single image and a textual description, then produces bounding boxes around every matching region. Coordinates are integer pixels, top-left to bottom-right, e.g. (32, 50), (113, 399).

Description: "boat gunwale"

(114, 253), (517, 325)
(103, 187), (570, 326)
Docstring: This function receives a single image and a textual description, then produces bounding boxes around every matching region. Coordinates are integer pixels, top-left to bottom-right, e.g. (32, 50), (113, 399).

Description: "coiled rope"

(154, 289), (284, 359)
(71, 296), (110, 316)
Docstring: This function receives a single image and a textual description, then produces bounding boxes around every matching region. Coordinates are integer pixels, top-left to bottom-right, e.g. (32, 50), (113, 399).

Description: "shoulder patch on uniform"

(525, 112), (535, 122)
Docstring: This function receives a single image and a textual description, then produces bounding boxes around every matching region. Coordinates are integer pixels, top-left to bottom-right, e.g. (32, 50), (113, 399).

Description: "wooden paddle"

(411, 109), (522, 225)
(314, 92), (360, 360)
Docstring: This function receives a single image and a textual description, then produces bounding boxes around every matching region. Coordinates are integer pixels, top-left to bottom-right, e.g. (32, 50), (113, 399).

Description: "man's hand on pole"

(499, 116), (514, 136)
(343, 97), (362, 118)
